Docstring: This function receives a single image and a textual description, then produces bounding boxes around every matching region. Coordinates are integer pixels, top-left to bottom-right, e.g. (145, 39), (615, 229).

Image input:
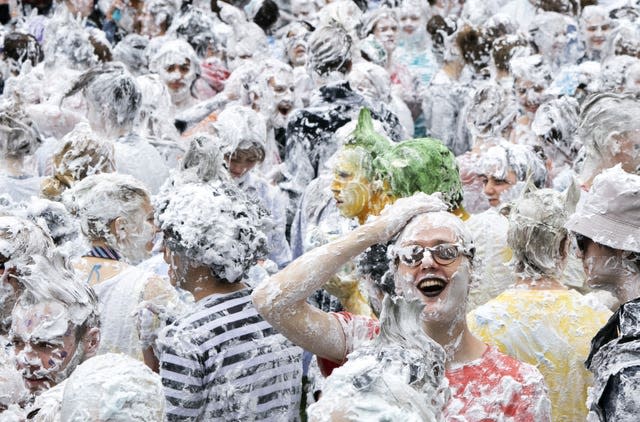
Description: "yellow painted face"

(330, 148), (372, 220)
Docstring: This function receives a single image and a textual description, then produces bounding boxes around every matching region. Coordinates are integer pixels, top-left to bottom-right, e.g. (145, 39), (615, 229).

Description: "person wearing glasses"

(253, 192), (551, 420)
(564, 165), (640, 421)
(468, 186), (611, 421)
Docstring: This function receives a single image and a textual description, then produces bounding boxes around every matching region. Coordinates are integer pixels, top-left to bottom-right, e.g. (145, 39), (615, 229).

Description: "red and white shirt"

(318, 312), (551, 422)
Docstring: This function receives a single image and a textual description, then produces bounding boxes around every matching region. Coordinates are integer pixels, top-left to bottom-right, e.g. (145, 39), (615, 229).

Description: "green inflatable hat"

(373, 138), (463, 208)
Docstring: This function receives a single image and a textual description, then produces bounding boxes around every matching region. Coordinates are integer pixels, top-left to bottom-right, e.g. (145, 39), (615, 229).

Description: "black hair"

(253, 0), (279, 32)
(3, 32), (44, 67)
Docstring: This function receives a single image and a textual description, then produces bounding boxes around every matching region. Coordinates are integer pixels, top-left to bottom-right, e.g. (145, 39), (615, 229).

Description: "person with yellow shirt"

(468, 185), (612, 421)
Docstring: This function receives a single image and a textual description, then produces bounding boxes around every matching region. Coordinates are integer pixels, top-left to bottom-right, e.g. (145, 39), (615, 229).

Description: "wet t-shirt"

(444, 346), (551, 421)
(468, 288), (611, 421)
(318, 311), (551, 421)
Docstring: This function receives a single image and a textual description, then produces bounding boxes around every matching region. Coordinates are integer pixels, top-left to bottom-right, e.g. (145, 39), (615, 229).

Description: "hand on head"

(371, 192), (448, 243)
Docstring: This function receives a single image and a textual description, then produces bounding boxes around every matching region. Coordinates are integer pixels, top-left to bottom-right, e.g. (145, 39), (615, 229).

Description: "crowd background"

(1, 0), (640, 420)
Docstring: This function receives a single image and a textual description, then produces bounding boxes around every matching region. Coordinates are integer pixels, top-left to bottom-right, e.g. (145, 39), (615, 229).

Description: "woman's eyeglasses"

(396, 244), (470, 267)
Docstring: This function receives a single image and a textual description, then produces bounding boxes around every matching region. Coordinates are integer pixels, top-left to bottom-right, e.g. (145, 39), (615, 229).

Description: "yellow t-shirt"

(467, 288), (612, 422)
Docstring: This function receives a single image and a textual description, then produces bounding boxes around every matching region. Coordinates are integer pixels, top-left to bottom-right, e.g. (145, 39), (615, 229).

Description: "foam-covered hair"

(17, 254), (99, 330)
(0, 101), (42, 158)
(466, 82), (517, 138)
(155, 180), (270, 283)
(65, 63), (142, 130)
(149, 38), (200, 78)
(166, 6), (217, 56)
(213, 105), (267, 156)
(579, 92), (640, 158)
(42, 123), (115, 200)
(112, 34), (149, 76)
(42, 13), (98, 69)
(0, 216), (54, 267)
(479, 141), (548, 188)
(62, 173), (149, 244)
(532, 96), (580, 158)
(179, 135), (228, 184)
(308, 23), (352, 75)
(506, 185), (579, 278)
(343, 108), (391, 158)
(374, 139), (464, 209)
(8, 197), (79, 246)
(360, 7), (397, 38)
(510, 54), (552, 86)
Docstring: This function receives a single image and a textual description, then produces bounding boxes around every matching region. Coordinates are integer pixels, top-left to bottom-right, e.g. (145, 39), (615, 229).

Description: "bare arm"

(252, 193), (446, 362)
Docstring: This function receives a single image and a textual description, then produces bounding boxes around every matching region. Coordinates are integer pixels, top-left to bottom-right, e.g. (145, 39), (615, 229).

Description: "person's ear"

(559, 235), (569, 263)
(111, 216), (127, 240)
(81, 327), (101, 358)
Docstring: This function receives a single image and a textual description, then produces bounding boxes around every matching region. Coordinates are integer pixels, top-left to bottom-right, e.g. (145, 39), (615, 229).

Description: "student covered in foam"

(154, 152), (303, 421)
(465, 140), (548, 308)
(0, 216), (54, 342)
(0, 101), (43, 204)
(564, 166), (640, 421)
(253, 193), (551, 420)
(213, 106), (292, 268)
(40, 122), (116, 200)
(468, 185), (611, 421)
(10, 254), (100, 419)
(65, 62), (170, 193)
(63, 172), (185, 365)
(577, 92), (640, 189)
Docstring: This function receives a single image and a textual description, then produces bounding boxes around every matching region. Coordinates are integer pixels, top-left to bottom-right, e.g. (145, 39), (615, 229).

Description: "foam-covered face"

(10, 301), (82, 395)
(398, 9), (422, 36)
(480, 169), (517, 208)
(348, 69), (379, 102)
(268, 70), (295, 129)
(579, 237), (636, 300)
(113, 198), (155, 264)
(581, 12), (610, 53)
(515, 77), (547, 114)
(163, 246), (183, 287)
(330, 149), (372, 220)
(609, 130), (640, 175)
(394, 214), (471, 325)
(373, 17), (398, 53)
(287, 38), (307, 67)
(627, 65), (640, 92)
(0, 269), (20, 330)
(54, 30), (97, 69)
(65, 0), (94, 18)
(291, 0), (316, 21)
(535, 21), (570, 60)
(226, 151), (261, 179)
(139, 5), (166, 37)
(158, 57), (196, 106)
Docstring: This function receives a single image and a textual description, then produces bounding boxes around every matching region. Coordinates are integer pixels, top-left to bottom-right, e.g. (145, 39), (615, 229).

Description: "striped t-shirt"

(157, 288), (303, 421)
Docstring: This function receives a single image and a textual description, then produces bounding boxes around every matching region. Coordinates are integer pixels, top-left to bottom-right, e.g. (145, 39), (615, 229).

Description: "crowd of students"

(1, 0), (640, 420)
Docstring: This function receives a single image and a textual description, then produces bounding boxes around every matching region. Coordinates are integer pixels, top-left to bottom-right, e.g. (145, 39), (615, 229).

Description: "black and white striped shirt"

(157, 288), (303, 421)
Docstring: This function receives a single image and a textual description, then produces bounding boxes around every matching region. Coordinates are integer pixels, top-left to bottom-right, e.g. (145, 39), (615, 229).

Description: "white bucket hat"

(564, 165), (640, 253)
